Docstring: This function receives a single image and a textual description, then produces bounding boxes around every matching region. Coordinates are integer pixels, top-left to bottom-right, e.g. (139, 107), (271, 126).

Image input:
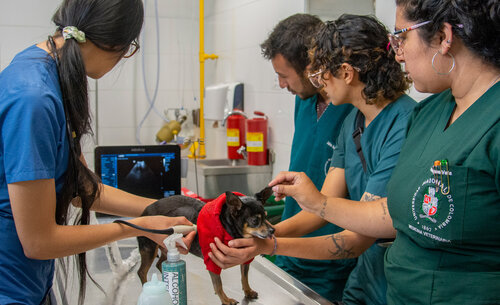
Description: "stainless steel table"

(55, 235), (333, 305)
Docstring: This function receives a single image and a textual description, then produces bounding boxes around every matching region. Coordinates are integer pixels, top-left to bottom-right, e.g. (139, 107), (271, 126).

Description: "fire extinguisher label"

(247, 132), (264, 152)
(227, 129), (240, 147)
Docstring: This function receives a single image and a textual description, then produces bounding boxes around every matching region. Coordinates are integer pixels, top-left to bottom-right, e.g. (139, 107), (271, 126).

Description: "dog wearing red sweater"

(137, 187), (275, 305)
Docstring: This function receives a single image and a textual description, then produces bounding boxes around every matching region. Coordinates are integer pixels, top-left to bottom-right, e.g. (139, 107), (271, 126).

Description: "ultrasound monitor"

(94, 145), (181, 199)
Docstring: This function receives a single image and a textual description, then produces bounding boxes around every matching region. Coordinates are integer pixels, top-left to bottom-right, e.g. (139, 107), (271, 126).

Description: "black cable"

(113, 219), (174, 235)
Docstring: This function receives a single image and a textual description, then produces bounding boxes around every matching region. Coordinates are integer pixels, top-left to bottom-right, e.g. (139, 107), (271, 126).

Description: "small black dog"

(137, 187), (275, 305)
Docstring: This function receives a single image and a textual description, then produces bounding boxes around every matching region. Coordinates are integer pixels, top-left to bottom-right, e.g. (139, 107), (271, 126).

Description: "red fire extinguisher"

(225, 110), (247, 160)
(246, 111), (268, 165)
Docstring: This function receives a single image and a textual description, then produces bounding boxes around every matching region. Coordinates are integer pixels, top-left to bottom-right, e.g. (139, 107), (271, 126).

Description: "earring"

(432, 50), (455, 75)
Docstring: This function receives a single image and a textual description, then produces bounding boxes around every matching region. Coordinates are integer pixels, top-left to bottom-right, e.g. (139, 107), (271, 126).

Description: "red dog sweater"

(197, 192), (253, 274)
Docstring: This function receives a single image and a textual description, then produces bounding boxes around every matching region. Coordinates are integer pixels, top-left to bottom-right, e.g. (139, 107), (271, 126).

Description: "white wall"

(203, 0), (307, 175)
(2, 0), (424, 181)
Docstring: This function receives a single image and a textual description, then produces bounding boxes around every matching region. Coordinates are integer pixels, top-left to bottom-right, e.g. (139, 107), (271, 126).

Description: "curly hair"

(396, 0), (500, 69)
(261, 13), (323, 75)
(310, 14), (410, 105)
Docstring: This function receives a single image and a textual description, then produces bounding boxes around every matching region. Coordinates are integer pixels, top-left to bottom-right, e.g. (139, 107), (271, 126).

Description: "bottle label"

(162, 262), (187, 305)
(164, 271), (180, 304)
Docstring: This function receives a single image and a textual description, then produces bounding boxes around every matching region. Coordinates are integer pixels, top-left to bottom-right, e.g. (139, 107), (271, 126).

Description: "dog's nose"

(269, 227), (275, 235)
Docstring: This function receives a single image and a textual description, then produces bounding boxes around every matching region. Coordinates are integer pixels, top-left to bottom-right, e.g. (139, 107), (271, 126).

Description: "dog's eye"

(248, 216), (261, 227)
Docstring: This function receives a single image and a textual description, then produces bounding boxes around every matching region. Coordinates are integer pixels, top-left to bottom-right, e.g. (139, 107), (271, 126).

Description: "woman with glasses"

(232, 1), (499, 304)
(209, 14), (415, 305)
(0, 1), (194, 304)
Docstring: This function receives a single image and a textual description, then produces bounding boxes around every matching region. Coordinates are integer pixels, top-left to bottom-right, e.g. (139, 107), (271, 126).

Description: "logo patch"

(410, 173), (455, 243)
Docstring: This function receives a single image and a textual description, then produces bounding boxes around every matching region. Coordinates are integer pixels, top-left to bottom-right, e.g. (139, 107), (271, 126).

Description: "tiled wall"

(1, 0), (416, 180)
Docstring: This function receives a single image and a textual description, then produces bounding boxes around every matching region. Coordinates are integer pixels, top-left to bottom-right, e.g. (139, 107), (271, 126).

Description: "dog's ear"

(255, 186), (273, 204)
(225, 191), (242, 211)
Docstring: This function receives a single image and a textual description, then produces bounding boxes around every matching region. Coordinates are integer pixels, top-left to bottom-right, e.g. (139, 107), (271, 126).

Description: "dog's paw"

(244, 289), (258, 299)
(221, 298), (239, 305)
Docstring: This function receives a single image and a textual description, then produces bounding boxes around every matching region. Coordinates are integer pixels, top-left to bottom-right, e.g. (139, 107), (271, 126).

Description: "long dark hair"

(396, 0), (500, 70)
(260, 13), (323, 75)
(49, 0), (143, 303)
(310, 14), (410, 105)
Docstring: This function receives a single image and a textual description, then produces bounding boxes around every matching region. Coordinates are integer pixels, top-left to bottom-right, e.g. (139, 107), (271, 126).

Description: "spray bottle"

(162, 233), (187, 305)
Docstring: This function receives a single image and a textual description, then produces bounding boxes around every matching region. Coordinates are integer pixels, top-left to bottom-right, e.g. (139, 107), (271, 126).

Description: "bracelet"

(269, 235), (278, 256)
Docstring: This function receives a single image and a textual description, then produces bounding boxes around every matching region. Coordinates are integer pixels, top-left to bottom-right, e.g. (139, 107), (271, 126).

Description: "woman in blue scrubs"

(241, 1), (499, 304)
(209, 15), (416, 305)
(0, 1), (194, 304)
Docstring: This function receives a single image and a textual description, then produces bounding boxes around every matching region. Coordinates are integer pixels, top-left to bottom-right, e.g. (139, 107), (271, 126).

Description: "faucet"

(237, 146), (247, 159)
(222, 110), (247, 127)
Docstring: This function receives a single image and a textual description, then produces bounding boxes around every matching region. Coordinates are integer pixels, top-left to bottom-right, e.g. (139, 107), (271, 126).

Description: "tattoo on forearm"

(380, 199), (388, 220)
(325, 235), (355, 259)
(319, 199), (327, 218)
(361, 192), (381, 202)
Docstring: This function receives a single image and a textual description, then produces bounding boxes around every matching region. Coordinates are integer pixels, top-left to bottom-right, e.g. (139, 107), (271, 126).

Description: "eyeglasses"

(123, 40), (140, 58)
(388, 20), (431, 55)
(308, 69), (324, 88)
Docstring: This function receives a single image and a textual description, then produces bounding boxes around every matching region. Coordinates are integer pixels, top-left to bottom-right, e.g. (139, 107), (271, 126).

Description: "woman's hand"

(269, 171), (327, 215)
(208, 237), (272, 269)
(135, 216), (195, 253)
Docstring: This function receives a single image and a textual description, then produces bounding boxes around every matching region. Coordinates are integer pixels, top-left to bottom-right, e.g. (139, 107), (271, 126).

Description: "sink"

(184, 158), (273, 199)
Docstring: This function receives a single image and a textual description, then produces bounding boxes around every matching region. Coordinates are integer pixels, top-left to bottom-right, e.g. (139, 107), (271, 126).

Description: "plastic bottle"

(162, 233), (187, 305)
(137, 273), (173, 305)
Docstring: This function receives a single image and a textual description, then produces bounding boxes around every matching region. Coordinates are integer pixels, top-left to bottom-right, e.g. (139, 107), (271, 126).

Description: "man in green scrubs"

(260, 14), (354, 301)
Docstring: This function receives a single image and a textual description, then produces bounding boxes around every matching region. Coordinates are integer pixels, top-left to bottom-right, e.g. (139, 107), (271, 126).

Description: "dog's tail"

(103, 246), (141, 305)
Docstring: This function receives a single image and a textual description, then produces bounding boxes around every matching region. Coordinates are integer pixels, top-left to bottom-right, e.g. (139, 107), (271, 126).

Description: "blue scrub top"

(0, 45), (69, 305)
(331, 94), (416, 305)
(274, 94), (354, 301)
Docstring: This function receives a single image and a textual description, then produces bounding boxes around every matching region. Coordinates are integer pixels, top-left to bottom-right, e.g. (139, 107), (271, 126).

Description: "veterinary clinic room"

(1, 0), (499, 304)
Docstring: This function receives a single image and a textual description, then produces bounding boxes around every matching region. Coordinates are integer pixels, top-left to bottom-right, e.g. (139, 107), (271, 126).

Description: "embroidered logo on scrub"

(422, 187), (438, 218)
(409, 167), (455, 243)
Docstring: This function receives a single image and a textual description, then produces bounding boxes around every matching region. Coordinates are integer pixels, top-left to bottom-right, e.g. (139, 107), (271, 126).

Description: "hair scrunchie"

(62, 26), (86, 43)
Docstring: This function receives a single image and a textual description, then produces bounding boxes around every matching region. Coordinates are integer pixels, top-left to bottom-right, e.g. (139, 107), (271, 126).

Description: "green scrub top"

(386, 84), (500, 305)
(274, 94), (354, 301)
(331, 94), (416, 305)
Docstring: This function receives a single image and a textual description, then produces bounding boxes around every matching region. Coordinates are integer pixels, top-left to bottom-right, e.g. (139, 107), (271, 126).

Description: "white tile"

(231, 47), (277, 93)
(375, 0), (397, 30)
(98, 127), (138, 146)
(141, 16), (199, 56)
(0, 0), (60, 27)
(308, 0), (374, 20)
(0, 26), (54, 66)
(137, 52), (199, 92)
(232, 0), (306, 50)
(98, 57), (138, 90)
(96, 90), (135, 128)
(145, 0), (198, 19)
(271, 142), (292, 177)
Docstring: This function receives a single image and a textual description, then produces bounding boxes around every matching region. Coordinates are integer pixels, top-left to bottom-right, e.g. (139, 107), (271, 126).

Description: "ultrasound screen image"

(98, 150), (180, 199)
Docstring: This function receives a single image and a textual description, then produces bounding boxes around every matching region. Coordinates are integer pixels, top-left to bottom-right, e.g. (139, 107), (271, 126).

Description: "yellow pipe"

(192, 0), (218, 159)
